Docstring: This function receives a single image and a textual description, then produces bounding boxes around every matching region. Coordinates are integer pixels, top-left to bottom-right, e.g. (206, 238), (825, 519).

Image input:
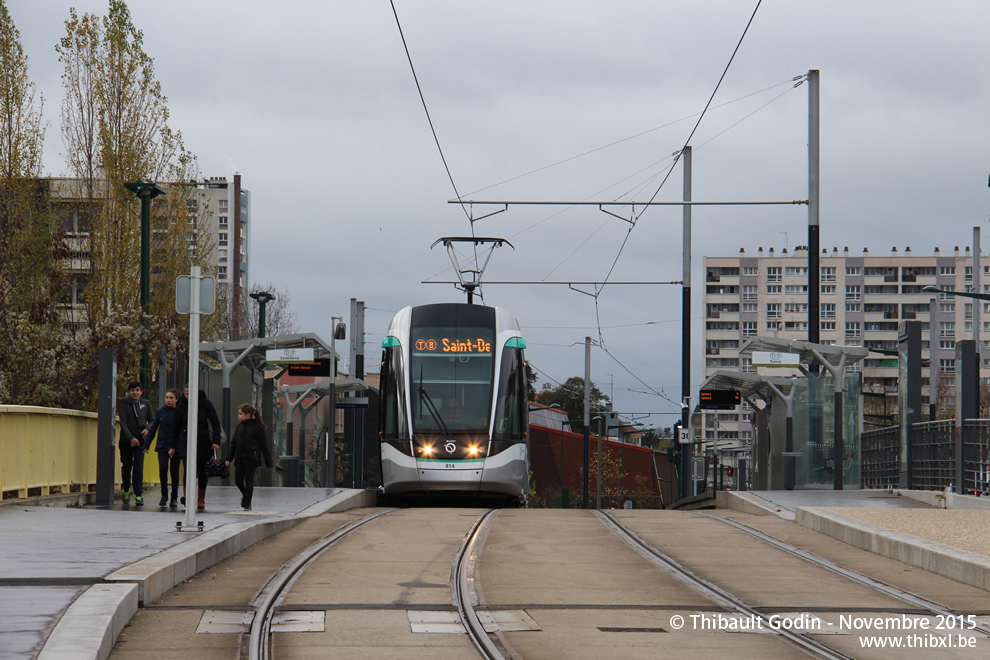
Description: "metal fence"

(861, 419), (990, 494)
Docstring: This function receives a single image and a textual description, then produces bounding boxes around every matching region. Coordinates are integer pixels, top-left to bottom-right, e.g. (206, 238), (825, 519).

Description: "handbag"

(205, 450), (230, 479)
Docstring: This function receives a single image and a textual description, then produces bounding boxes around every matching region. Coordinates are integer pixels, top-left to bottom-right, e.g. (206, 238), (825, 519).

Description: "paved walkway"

(0, 486), (371, 660)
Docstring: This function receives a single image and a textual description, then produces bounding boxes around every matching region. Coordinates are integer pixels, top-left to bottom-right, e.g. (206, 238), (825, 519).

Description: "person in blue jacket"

(145, 389), (182, 507)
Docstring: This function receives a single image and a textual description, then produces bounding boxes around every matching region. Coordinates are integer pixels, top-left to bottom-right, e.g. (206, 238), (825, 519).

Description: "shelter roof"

(198, 332), (339, 371)
(700, 370), (799, 405)
(738, 336), (869, 367)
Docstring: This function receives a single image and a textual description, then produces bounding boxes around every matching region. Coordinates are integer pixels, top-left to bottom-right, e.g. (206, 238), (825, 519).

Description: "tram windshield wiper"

(418, 386), (449, 435)
(417, 368), (450, 435)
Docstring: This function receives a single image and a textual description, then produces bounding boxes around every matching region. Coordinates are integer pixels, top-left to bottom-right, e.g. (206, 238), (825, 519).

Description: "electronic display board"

(699, 389), (741, 410)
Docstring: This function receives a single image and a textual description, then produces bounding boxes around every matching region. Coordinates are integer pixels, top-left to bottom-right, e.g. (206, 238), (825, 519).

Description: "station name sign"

(751, 351), (801, 367)
(414, 337), (492, 355)
(266, 348), (315, 363)
(699, 389), (741, 410)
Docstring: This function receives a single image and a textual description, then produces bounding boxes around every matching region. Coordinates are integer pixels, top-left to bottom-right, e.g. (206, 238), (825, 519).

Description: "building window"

(965, 266), (973, 281)
(845, 285), (861, 300)
(767, 267), (782, 283)
(218, 249), (228, 263)
(940, 321), (955, 337)
(821, 303), (836, 319)
(742, 266), (759, 276)
(766, 285), (781, 295)
(846, 266), (861, 276)
(821, 322), (836, 332)
(821, 285), (836, 295)
(742, 302), (758, 313)
(784, 302), (807, 313)
(219, 199), (229, 210)
(939, 359), (955, 373)
(742, 285), (758, 300)
(939, 340), (956, 350)
(785, 284), (807, 295)
(822, 266), (836, 282)
(218, 265), (227, 280)
(939, 303), (955, 314)
(940, 266), (955, 276)
(218, 232), (228, 247)
(785, 266), (807, 276)
(219, 216), (228, 229)
(742, 322), (757, 337)
(845, 322), (861, 337)
(766, 321), (782, 330)
(846, 303), (860, 313)
(766, 303), (781, 319)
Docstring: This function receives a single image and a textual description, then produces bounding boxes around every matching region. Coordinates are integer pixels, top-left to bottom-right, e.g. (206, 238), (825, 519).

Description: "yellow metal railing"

(0, 406), (166, 500)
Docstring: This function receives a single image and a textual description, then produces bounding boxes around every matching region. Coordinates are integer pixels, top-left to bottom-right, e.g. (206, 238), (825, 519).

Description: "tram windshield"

(410, 325), (494, 434)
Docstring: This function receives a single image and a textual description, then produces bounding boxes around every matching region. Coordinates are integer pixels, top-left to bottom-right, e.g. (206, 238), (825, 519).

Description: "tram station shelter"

(197, 333), (375, 488)
(701, 337), (869, 490)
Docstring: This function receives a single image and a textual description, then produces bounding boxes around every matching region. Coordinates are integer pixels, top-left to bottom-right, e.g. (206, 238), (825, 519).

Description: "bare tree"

(243, 282), (300, 338)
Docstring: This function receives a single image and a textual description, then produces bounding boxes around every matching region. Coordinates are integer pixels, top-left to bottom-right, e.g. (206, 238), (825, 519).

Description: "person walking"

(175, 388), (222, 511)
(145, 389), (182, 507)
(117, 381), (153, 505)
(225, 403), (273, 510)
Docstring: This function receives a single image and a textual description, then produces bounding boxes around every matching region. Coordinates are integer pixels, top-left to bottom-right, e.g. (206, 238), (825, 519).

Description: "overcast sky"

(10, 1), (990, 426)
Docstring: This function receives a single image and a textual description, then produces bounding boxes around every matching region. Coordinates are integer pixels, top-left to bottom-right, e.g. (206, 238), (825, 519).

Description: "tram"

(378, 303), (529, 504)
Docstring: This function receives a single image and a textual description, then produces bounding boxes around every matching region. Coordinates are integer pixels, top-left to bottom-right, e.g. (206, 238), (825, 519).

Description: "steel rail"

(696, 511), (990, 637)
(249, 509), (395, 660)
(597, 510), (854, 660)
(452, 509), (504, 660)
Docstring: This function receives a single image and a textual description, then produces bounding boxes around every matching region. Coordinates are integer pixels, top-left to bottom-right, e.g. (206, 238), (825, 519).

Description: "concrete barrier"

(796, 506), (990, 592)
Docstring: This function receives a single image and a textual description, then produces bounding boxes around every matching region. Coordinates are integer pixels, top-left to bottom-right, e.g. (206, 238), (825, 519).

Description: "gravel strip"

(828, 508), (990, 557)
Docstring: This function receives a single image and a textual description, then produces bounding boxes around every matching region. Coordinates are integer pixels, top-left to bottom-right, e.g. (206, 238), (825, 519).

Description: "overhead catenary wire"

(390, 1), (468, 223)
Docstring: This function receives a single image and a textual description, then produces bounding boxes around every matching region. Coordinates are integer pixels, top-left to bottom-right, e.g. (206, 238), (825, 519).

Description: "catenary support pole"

(583, 336), (591, 509)
(681, 145), (692, 501)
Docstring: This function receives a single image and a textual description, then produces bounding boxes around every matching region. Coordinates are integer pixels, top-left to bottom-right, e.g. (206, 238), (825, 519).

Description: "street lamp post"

(249, 290), (275, 338)
(124, 180), (166, 393)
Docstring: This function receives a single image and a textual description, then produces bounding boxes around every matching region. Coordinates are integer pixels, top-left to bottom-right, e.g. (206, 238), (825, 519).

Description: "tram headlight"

(468, 445), (479, 456)
(422, 445), (433, 456)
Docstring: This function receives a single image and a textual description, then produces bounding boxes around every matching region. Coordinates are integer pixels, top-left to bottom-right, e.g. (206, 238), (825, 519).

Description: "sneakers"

(122, 490), (130, 503)
(134, 496), (144, 506)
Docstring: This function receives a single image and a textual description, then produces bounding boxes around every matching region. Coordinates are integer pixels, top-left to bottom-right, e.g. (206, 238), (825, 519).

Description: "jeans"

(234, 461), (259, 506)
(158, 453), (181, 498)
(119, 444), (145, 496)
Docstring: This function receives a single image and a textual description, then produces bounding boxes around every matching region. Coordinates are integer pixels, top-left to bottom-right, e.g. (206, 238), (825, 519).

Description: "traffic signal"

(727, 467), (734, 477)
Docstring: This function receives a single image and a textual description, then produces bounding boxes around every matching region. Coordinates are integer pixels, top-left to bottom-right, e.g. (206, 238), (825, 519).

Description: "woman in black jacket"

(225, 403), (273, 510)
(174, 388), (222, 510)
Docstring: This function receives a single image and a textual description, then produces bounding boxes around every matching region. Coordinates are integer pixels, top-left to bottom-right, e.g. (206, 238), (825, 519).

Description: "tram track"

(694, 511), (990, 637)
(598, 510), (855, 660)
(248, 507), (502, 660)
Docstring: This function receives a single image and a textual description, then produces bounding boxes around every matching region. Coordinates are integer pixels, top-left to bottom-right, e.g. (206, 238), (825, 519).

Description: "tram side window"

(493, 347), (526, 441)
(380, 346), (408, 439)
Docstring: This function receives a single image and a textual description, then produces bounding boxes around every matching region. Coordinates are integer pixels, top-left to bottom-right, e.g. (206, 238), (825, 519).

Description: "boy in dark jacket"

(117, 381), (153, 505)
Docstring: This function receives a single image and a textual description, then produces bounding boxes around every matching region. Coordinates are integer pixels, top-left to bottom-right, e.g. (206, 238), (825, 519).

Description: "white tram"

(378, 303), (529, 504)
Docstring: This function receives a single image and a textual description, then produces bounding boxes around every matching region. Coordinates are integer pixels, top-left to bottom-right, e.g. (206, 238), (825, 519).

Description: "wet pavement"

(0, 486), (343, 659)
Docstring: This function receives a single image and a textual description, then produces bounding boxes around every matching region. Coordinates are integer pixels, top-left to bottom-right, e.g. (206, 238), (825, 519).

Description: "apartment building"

(53, 174), (251, 337)
(703, 244), (990, 444)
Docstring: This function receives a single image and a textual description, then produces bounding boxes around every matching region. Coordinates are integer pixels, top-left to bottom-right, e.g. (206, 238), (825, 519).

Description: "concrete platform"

(0, 486), (375, 660)
(718, 489), (990, 594)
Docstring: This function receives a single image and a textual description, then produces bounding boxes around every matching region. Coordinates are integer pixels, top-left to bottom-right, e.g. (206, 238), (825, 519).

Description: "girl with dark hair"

(145, 389), (182, 507)
(225, 403), (273, 510)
